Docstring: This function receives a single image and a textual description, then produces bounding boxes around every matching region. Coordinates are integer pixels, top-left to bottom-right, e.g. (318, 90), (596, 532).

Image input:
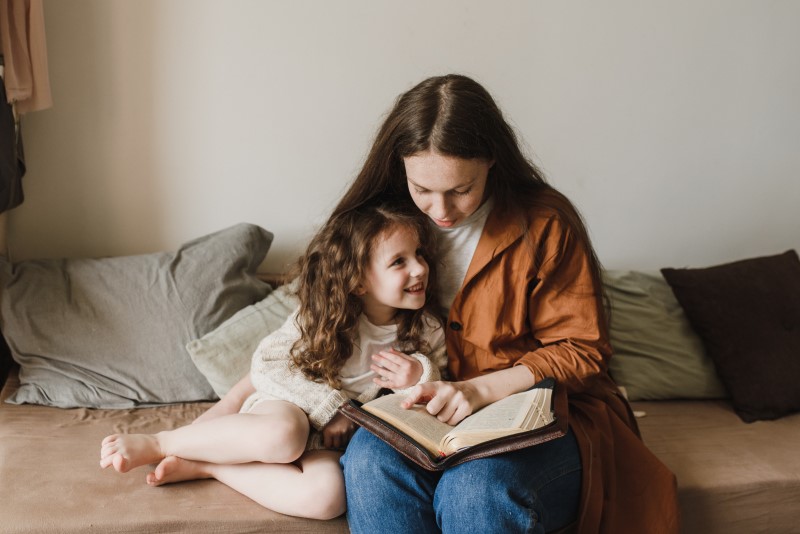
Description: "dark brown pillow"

(661, 250), (800, 422)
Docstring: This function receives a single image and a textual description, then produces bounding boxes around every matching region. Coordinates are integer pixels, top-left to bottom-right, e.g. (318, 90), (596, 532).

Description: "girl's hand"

(371, 349), (423, 389)
(322, 412), (358, 450)
(401, 380), (484, 426)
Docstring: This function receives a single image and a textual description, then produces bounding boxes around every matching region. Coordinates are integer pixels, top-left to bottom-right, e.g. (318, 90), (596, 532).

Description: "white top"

(339, 314), (404, 397)
(432, 198), (494, 311)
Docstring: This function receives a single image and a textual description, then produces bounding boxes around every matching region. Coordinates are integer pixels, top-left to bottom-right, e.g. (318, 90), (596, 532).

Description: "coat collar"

(462, 203), (526, 285)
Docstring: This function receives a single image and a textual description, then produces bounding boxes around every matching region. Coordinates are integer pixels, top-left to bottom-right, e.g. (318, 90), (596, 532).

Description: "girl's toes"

(100, 453), (118, 470)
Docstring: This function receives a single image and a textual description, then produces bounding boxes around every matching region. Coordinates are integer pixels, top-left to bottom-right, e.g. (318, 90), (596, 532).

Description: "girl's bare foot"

(146, 456), (211, 486)
(100, 434), (164, 473)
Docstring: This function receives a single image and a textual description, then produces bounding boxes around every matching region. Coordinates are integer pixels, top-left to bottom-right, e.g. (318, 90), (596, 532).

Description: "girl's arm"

(193, 373), (255, 425)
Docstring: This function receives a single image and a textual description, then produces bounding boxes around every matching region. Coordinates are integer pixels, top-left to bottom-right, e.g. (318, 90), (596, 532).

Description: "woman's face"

(404, 150), (493, 228)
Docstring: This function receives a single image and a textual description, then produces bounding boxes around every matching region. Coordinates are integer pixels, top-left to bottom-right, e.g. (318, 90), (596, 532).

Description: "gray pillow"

(0, 223), (272, 408)
(186, 280), (299, 397)
(604, 270), (727, 401)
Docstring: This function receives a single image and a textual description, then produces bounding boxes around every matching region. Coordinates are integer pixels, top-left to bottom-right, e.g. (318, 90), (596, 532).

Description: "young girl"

(99, 202), (446, 520)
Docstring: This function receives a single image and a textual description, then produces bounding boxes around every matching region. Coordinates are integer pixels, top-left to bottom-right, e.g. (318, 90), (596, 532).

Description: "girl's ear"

(353, 285), (366, 296)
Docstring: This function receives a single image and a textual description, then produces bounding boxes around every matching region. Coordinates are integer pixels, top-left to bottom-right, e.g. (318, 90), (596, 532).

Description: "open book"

(340, 377), (567, 470)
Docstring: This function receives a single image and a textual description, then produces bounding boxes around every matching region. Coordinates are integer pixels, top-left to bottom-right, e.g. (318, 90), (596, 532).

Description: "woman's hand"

(322, 412), (359, 450)
(371, 348), (423, 389)
(401, 366), (539, 426)
(401, 380), (484, 426)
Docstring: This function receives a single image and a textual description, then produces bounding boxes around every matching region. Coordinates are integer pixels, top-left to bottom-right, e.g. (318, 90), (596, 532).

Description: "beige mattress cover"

(632, 399), (800, 534)
(6, 365), (799, 534)
(0, 369), (349, 533)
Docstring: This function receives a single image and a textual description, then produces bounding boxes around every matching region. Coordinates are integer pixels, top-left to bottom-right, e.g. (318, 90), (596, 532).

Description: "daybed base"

(0, 365), (349, 534)
(633, 399), (800, 534)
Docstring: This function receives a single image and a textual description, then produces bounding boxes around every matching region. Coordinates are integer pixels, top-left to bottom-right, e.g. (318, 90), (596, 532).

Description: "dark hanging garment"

(0, 75), (24, 214)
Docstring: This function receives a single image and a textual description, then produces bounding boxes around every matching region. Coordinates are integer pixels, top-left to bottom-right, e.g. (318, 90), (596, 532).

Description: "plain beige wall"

(7, 0), (800, 272)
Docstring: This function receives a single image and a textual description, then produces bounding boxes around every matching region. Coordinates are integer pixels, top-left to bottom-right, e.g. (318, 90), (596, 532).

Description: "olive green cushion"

(604, 270), (727, 401)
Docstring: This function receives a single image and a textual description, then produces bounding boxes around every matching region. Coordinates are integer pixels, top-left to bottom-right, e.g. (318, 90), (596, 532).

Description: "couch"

(605, 259), (800, 534)
(1, 223), (799, 533)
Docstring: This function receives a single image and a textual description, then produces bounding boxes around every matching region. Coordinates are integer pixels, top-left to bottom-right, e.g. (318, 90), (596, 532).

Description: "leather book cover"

(339, 378), (568, 471)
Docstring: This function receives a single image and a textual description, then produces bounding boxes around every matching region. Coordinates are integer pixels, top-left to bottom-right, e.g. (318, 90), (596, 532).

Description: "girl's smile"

(357, 225), (429, 325)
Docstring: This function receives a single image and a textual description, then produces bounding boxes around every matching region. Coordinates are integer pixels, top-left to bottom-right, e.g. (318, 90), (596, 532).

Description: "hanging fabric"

(0, 59), (24, 213)
(0, 0), (51, 215)
(0, 0), (52, 114)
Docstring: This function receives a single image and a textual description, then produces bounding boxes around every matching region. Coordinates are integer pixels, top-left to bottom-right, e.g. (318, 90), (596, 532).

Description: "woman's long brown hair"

(290, 203), (442, 388)
(331, 74), (608, 329)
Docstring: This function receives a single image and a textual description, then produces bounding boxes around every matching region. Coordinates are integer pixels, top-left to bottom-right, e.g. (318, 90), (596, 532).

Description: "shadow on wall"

(9, 0), (165, 261)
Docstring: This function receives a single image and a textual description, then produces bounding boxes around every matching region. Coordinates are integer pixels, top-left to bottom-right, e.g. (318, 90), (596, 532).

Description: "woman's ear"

(353, 285), (366, 296)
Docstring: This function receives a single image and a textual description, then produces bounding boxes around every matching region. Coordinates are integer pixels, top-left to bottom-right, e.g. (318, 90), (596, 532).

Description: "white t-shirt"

(339, 314), (400, 397)
(432, 198), (494, 312)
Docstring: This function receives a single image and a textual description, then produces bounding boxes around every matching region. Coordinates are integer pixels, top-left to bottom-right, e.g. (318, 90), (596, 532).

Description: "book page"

(361, 393), (454, 457)
(451, 389), (538, 434)
(520, 388), (553, 429)
(441, 387), (555, 453)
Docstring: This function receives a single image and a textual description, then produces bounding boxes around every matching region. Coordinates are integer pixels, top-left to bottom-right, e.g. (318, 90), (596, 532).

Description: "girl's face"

(357, 225), (429, 325)
(404, 150), (493, 228)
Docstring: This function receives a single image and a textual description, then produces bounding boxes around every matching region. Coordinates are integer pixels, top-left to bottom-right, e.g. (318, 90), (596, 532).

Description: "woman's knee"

(437, 458), (510, 505)
(435, 435), (582, 532)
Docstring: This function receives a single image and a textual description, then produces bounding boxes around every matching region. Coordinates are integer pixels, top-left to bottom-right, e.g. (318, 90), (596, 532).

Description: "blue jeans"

(341, 426), (582, 534)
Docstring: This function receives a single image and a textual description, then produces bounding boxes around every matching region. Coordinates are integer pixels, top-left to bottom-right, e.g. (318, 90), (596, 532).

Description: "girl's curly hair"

(289, 202), (442, 389)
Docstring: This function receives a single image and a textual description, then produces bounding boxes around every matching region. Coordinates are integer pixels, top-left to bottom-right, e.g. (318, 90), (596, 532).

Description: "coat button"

(449, 321), (462, 331)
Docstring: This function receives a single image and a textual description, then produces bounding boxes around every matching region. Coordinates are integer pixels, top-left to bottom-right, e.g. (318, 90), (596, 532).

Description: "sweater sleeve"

(249, 313), (348, 430)
(513, 218), (610, 392)
(393, 316), (447, 395)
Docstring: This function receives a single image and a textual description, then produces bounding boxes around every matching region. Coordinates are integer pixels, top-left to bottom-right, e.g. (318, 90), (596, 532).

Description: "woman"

(335, 74), (679, 533)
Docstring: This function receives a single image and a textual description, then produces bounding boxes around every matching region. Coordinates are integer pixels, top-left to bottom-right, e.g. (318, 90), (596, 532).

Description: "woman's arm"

(402, 218), (607, 425)
(514, 218), (609, 390)
(401, 365), (536, 425)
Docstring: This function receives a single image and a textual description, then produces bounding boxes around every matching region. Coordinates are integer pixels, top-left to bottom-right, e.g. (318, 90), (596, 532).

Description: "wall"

(8, 0), (800, 273)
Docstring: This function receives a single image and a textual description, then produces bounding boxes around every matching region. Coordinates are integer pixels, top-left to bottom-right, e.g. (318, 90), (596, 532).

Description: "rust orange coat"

(444, 203), (679, 534)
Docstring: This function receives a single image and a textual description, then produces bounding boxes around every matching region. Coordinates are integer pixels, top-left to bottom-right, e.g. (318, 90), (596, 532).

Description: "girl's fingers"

(372, 373), (394, 387)
(373, 350), (413, 368)
(371, 353), (399, 371)
(370, 364), (395, 379)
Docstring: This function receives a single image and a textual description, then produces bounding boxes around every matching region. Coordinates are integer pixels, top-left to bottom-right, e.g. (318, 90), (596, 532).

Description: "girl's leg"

(100, 400), (309, 473)
(147, 451), (346, 520)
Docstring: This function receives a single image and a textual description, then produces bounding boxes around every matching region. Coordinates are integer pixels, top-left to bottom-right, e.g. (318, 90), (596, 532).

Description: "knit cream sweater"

(242, 311), (446, 431)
